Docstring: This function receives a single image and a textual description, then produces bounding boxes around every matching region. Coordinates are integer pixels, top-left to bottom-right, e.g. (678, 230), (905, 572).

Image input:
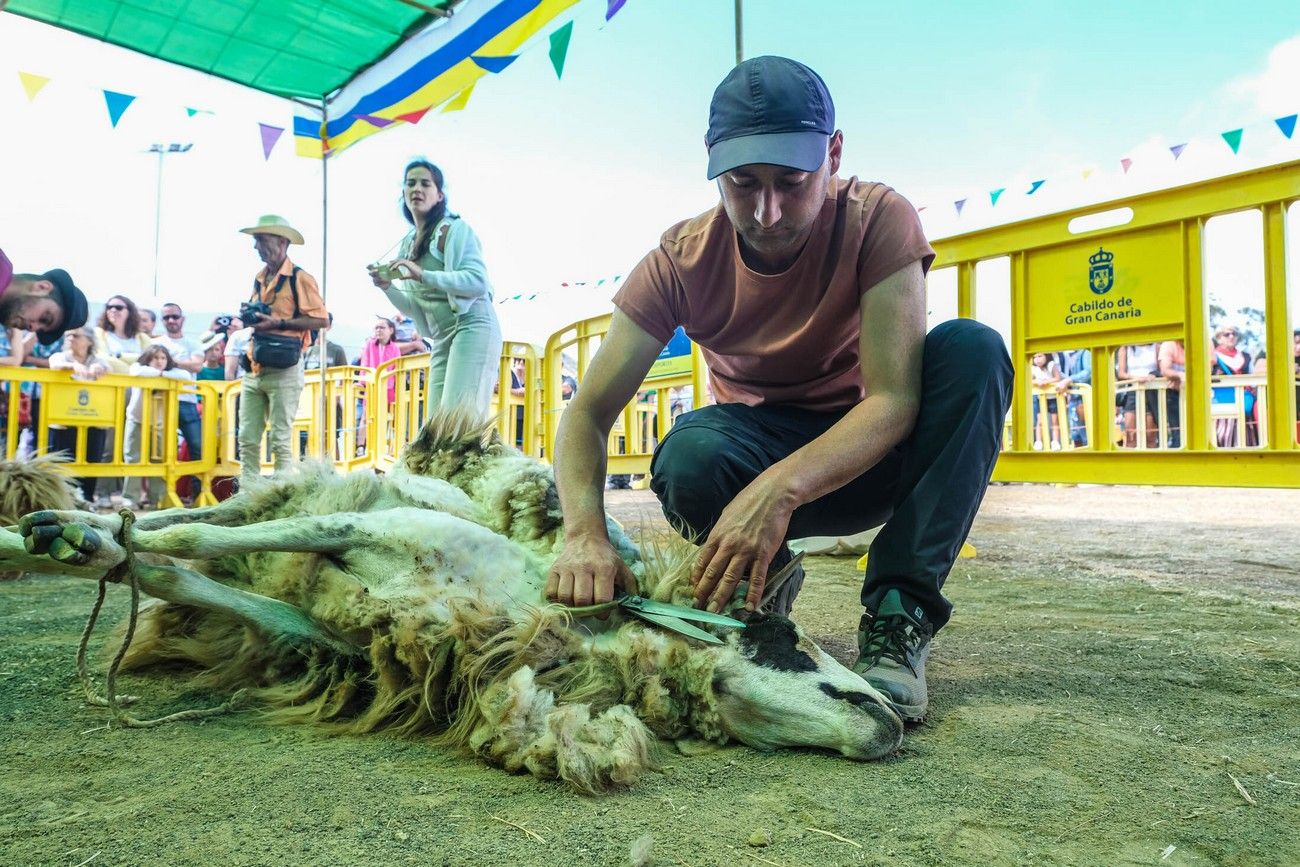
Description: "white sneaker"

(1032, 441), (1044, 451)
(1050, 441), (1062, 451)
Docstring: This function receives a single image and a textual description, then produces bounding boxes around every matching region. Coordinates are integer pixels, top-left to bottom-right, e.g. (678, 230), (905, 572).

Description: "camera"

(370, 261), (405, 282)
(240, 300), (274, 325)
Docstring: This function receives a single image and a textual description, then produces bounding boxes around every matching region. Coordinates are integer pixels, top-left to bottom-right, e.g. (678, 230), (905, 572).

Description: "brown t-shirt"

(613, 176), (934, 411)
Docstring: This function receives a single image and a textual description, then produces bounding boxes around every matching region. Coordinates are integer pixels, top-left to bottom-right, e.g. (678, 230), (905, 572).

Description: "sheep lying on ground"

(0, 411), (902, 792)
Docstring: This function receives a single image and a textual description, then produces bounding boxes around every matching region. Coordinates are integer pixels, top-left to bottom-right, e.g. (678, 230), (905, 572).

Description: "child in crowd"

(1030, 352), (1063, 451)
(197, 332), (227, 381)
(122, 344), (192, 508)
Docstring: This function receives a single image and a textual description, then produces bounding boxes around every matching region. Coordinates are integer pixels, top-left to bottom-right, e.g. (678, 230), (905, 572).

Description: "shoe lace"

(860, 614), (923, 676)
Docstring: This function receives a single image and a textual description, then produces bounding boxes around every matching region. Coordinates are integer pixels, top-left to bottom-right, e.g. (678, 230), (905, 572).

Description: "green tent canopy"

(4, 0), (457, 100)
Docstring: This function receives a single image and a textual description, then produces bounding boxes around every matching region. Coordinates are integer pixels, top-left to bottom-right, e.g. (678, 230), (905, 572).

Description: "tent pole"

(734, 0), (743, 65)
(318, 97), (331, 460)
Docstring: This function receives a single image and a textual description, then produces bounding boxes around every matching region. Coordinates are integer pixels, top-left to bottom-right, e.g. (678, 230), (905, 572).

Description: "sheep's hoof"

(20, 514), (124, 570)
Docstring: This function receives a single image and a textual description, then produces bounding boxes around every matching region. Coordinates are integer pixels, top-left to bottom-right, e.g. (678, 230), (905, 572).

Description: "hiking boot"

(853, 588), (933, 722)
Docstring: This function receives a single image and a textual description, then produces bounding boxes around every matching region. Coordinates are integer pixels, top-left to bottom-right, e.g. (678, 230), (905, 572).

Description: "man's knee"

(925, 319), (1013, 396)
(649, 423), (737, 536)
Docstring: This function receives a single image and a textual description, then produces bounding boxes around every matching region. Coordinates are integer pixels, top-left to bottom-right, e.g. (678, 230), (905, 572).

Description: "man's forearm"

(280, 316), (328, 332)
(554, 407), (614, 541)
(768, 393), (919, 509)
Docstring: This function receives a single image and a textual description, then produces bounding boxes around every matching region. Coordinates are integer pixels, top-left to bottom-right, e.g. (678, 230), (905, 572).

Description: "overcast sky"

(1, 1), (1298, 349)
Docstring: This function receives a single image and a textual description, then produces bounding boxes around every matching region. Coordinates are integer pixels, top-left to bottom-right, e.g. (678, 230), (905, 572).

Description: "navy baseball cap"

(705, 56), (836, 180)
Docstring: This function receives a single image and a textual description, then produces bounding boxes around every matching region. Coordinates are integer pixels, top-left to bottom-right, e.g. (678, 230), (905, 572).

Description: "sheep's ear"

(674, 737), (721, 757)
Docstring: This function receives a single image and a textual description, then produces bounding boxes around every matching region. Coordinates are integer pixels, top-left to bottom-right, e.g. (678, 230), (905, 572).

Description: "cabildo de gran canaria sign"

(1025, 228), (1183, 340)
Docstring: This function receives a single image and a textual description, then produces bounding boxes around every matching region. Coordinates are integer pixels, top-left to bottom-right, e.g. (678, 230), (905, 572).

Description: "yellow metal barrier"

(542, 314), (708, 475)
(497, 343), (544, 457)
(933, 158), (1300, 487)
(1, 368), (218, 506)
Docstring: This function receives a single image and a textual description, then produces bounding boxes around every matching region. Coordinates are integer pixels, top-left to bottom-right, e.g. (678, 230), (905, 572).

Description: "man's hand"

(691, 476), (795, 614)
(546, 535), (637, 608)
(1054, 378), (1072, 394)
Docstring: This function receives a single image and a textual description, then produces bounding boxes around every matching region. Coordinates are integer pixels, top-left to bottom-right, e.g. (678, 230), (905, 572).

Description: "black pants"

(49, 426), (109, 501)
(648, 319), (1013, 631)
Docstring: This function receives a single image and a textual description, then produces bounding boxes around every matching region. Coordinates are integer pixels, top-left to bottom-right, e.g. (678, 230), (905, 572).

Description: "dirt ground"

(2, 484), (1298, 866)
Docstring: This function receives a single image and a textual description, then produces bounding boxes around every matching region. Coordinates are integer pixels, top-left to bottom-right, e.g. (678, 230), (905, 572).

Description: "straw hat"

(239, 214), (304, 245)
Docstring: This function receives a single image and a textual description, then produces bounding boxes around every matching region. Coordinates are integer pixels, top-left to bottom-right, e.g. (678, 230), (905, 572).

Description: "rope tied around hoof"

(76, 509), (247, 729)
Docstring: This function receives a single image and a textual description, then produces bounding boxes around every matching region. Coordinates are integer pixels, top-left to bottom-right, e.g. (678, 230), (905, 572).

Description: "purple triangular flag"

(356, 114), (395, 128)
(607, 0), (628, 20)
(258, 123), (284, 160)
(103, 90), (135, 128)
(1027, 180), (1045, 195)
(954, 199), (967, 216)
(1169, 143), (1187, 160)
(471, 55), (519, 74)
(1276, 114), (1298, 139)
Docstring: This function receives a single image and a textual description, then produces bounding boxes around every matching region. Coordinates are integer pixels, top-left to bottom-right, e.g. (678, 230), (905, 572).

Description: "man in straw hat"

(0, 247), (90, 345)
(545, 56), (1013, 724)
(235, 215), (328, 486)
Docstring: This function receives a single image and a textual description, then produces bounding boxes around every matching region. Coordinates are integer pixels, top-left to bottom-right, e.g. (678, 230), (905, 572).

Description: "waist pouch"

(251, 333), (302, 369)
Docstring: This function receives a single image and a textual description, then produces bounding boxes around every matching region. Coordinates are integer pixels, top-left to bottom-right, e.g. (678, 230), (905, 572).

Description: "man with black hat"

(545, 56), (1012, 723)
(0, 248), (91, 345)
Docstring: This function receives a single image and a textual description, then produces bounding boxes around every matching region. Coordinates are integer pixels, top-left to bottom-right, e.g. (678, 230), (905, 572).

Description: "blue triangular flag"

(954, 199), (967, 216)
(1170, 143), (1187, 160)
(1027, 180), (1045, 195)
(1277, 114), (1298, 139)
(103, 90), (136, 127)
(471, 55), (519, 74)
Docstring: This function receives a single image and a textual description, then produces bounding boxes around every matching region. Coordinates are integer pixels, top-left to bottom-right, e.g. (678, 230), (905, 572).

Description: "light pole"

(147, 142), (193, 298)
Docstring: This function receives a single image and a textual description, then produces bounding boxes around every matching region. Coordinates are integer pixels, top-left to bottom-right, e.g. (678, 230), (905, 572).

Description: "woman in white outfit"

(368, 159), (502, 414)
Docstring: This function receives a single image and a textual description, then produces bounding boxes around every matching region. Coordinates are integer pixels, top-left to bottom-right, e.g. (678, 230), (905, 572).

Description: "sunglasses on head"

(106, 304), (128, 311)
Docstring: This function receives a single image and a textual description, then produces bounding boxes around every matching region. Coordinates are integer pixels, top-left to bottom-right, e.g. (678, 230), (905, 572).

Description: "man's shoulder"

(657, 202), (730, 260)
(834, 175), (901, 213)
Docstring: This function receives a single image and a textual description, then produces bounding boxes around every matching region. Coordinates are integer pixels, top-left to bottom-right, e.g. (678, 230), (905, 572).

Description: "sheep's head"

(707, 613), (903, 760)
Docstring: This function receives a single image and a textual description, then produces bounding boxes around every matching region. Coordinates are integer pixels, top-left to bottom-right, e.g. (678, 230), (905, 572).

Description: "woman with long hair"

(367, 159), (501, 414)
(48, 325), (126, 501)
(94, 294), (150, 364)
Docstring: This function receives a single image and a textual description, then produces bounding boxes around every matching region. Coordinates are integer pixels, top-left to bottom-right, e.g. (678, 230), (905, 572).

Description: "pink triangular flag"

(1120, 158), (1133, 174)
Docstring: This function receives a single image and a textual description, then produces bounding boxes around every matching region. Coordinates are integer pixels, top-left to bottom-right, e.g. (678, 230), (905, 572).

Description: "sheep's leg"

(19, 511), (377, 572)
(0, 526), (103, 578)
(130, 561), (357, 656)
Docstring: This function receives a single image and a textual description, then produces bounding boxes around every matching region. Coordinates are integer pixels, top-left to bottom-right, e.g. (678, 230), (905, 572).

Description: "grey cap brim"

(706, 130), (829, 179)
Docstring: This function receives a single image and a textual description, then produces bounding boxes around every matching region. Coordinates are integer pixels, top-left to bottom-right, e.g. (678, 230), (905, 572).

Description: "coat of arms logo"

(77, 389), (90, 406)
(1088, 247), (1114, 295)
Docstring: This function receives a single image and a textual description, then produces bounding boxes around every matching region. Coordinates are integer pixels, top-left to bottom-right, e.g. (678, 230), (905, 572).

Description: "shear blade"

(627, 609), (724, 645)
(618, 594), (745, 629)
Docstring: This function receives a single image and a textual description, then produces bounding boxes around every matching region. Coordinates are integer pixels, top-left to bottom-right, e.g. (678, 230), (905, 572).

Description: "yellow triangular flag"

(441, 83), (475, 114)
(18, 71), (51, 102)
(1081, 168), (1095, 181)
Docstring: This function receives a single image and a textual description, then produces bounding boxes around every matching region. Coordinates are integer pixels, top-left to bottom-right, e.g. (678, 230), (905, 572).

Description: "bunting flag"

(185, 107), (214, 117)
(1120, 157), (1133, 174)
(356, 113), (396, 128)
(954, 199), (967, 216)
(1221, 128), (1243, 154)
(397, 106), (432, 124)
(990, 188), (1005, 206)
(471, 54), (519, 73)
(549, 20), (574, 78)
(1082, 168), (1095, 181)
(607, 0), (628, 20)
(1170, 143), (1187, 159)
(258, 123), (284, 160)
(18, 71), (50, 102)
(294, 0), (579, 157)
(1027, 180), (1045, 195)
(441, 84), (475, 113)
(1277, 114), (1298, 139)
(102, 90), (135, 127)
